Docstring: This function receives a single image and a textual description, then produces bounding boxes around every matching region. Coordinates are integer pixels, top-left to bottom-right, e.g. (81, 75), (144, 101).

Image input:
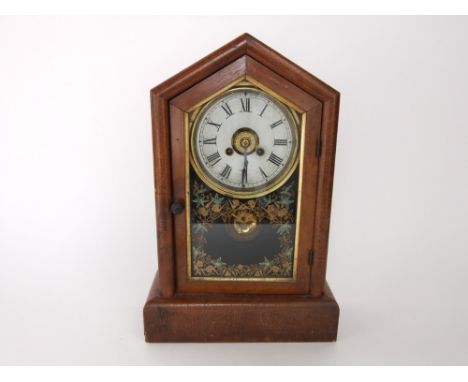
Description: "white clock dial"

(191, 87), (299, 198)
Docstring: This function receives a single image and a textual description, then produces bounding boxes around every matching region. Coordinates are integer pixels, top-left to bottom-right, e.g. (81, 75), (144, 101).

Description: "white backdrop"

(1, 16), (467, 365)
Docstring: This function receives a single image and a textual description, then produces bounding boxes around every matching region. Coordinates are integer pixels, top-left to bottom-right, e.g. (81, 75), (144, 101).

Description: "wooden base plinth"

(143, 274), (339, 342)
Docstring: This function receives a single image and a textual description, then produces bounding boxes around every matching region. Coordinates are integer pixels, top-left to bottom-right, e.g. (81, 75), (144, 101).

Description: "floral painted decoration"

(190, 175), (298, 279)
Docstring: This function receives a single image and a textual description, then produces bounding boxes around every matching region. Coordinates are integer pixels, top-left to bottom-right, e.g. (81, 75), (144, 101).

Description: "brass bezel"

(189, 86), (300, 199)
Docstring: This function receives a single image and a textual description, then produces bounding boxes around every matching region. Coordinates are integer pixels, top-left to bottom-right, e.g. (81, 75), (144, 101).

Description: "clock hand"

(242, 149), (248, 187)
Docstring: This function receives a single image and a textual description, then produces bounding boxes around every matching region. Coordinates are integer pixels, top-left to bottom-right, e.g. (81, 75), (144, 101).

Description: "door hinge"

(316, 139), (322, 158)
(308, 250), (315, 266)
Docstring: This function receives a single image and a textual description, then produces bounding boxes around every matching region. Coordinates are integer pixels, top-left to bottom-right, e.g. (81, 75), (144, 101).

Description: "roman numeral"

(268, 153), (283, 166)
(259, 103), (269, 117)
(221, 102), (233, 118)
(220, 164), (232, 179)
(206, 120), (221, 130)
(206, 151), (221, 166)
(203, 137), (217, 145)
(274, 139), (288, 146)
(259, 166), (268, 179)
(240, 97), (250, 112)
(270, 120), (283, 129)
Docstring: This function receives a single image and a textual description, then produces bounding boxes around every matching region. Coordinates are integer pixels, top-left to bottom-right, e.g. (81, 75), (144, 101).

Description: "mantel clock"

(144, 34), (341, 342)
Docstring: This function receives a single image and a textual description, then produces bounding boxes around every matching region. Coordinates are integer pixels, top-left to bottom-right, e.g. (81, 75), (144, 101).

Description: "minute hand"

(241, 150), (248, 187)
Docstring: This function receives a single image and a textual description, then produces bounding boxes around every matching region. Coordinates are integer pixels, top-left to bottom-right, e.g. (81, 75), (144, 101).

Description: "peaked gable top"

(151, 33), (339, 104)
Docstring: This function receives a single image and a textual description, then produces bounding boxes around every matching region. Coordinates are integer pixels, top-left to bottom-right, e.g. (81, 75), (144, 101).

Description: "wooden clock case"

(144, 34), (340, 342)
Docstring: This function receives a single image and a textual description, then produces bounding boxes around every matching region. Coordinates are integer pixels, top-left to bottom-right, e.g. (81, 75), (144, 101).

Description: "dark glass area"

(204, 224), (282, 265)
